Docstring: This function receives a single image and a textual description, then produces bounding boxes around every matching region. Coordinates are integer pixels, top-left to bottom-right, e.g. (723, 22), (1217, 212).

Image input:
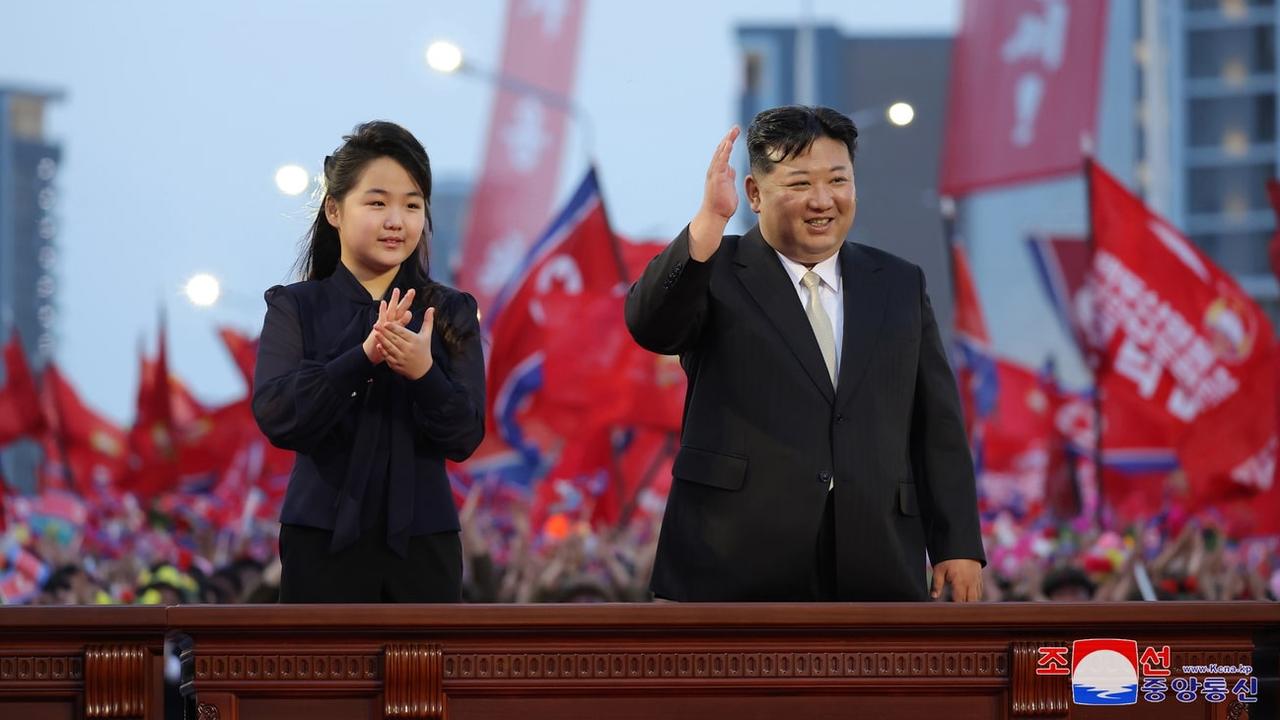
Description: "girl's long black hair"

(295, 120), (473, 354)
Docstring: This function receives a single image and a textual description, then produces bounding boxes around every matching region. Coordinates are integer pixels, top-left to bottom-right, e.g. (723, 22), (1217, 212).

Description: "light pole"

(424, 39), (595, 160)
(182, 273), (260, 316)
(184, 274), (221, 308)
(850, 101), (916, 131)
(274, 164), (310, 196)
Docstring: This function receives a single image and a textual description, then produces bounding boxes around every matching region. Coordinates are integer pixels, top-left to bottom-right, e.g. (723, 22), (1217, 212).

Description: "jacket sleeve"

(251, 286), (372, 454)
(410, 292), (486, 462)
(910, 267), (987, 567)
(624, 225), (716, 356)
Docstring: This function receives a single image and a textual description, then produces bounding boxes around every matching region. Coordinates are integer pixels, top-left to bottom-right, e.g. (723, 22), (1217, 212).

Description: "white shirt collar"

(774, 248), (842, 293)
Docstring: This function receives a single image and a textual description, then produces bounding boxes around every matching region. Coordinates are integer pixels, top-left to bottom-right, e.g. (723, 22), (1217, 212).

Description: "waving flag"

(941, 0), (1108, 195)
(217, 327), (258, 390)
(947, 225), (999, 428)
(485, 168), (623, 461)
(1027, 234), (1093, 354)
(125, 317), (179, 501)
(0, 331), (45, 446)
(1089, 161), (1277, 506)
(39, 364), (128, 496)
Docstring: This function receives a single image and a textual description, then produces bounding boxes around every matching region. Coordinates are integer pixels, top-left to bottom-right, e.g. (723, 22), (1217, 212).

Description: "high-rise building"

(0, 86), (62, 368)
(429, 177), (472, 286)
(1138, 0), (1279, 319)
(0, 85), (62, 491)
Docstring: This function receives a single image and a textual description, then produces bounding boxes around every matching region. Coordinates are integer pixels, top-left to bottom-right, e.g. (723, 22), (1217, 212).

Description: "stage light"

(426, 40), (464, 74)
(887, 102), (915, 127)
(275, 164), (310, 196)
(185, 273), (221, 308)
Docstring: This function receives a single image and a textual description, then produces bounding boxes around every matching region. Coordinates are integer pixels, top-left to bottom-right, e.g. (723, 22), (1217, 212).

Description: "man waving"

(625, 105), (985, 602)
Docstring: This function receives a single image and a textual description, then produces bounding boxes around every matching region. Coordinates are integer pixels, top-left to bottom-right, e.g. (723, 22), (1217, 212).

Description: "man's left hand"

(931, 559), (982, 602)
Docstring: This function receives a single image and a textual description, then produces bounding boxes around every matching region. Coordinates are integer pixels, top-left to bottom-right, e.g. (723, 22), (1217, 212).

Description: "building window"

(1187, 94), (1276, 147)
(1186, 26), (1275, 78)
(744, 52), (764, 96)
(1187, 163), (1276, 214)
(1190, 231), (1271, 275)
(8, 96), (45, 141)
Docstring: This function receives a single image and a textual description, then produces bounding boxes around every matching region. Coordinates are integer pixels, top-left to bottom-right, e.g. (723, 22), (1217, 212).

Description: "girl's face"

(326, 156), (426, 278)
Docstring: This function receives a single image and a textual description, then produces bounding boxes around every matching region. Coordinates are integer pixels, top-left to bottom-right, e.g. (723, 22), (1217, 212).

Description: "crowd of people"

(3, 479), (1276, 605)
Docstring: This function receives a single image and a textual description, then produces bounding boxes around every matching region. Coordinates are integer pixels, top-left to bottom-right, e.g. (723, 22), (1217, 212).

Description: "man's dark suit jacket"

(625, 225), (985, 601)
(252, 264), (485, 557)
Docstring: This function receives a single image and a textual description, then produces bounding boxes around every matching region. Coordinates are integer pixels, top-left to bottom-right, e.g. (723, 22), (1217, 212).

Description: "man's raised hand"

(689, 126), (740, 262)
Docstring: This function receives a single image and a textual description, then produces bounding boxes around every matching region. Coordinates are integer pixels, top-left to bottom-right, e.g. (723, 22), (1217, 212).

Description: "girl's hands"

(375, 306), (436, 380)
(362, 288), (415, 363)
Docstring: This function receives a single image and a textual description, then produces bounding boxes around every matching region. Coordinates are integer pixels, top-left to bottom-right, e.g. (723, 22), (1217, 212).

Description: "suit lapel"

(732, 227), (836, 404)
(834, 243), (886, 412)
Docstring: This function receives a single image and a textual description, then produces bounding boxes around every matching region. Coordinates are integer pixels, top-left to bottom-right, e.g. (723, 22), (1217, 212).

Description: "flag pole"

(1082, 151), (1106, 530)
(589, 164), (632, 286)
(939, 196), (971, 464)
(586, 164), (632, 516)
(939, 196), (958, 300)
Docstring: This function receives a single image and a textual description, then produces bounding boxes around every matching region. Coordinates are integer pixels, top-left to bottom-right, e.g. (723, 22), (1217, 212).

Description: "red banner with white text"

(941, 0), (1107, 195)
(1088, 162), (1277, 514)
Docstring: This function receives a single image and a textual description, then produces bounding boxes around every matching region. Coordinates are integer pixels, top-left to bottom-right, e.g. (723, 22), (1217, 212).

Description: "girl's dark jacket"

(252, 262), (484, 557)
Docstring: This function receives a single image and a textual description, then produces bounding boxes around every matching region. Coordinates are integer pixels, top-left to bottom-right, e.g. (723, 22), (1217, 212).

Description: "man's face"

(746, 135), (855, 265)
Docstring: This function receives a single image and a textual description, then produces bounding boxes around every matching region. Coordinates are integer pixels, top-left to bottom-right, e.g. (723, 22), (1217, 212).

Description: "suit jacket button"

(835, 414), (845, 423)
(818, 471), (832, 484)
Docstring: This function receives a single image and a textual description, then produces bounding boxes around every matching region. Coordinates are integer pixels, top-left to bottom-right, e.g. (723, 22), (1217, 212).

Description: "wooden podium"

(1, 603), (1276, 719)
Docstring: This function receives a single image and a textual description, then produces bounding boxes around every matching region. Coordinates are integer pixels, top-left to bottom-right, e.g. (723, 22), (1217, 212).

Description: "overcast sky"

(0, 0), (957, 422)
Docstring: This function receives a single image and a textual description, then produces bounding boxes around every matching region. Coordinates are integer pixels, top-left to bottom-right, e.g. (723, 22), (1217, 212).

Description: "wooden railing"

(1, 603), (1276, 718)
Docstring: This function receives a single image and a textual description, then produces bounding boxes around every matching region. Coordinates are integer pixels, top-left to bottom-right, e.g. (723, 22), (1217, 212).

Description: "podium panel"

(170, 603), (1278, 720)
(2, 603), (1276, 719)
(0, 607), (166, 720)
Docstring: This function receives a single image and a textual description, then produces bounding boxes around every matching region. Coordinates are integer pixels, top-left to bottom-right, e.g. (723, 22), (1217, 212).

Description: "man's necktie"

(801, 271), (837, 388)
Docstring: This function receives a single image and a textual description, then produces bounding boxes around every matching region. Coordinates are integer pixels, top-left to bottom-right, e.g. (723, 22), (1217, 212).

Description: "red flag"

(941, 0), (1107, 195)
(1207, 472), (1280, 537)
(615, 428), (675, 531)
(162, 364), (205, 428)
(486, 169), (622, 458)
(1052, 388), (1180, 525)
(617, 238), (688, 431)
(947, 228), (999, 440)
(217, 327), (258, 389)
(0, 331), (46, 445)
(39, 364), (128, 496)
(125, 319), (178, 500)
(1041, 390), (1081, 520)
(974, 358), (1054, 511)
(950, 237), (991, 346)
(1027, 234), (1093, 353)
(1089, 161), (1277, 504)
(174, 399), (255, 493)
(536, 288), (684, 435)
(529, 423), (619, 538)
(13, 489), (89, 527)
(455, 0), (587, 315)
